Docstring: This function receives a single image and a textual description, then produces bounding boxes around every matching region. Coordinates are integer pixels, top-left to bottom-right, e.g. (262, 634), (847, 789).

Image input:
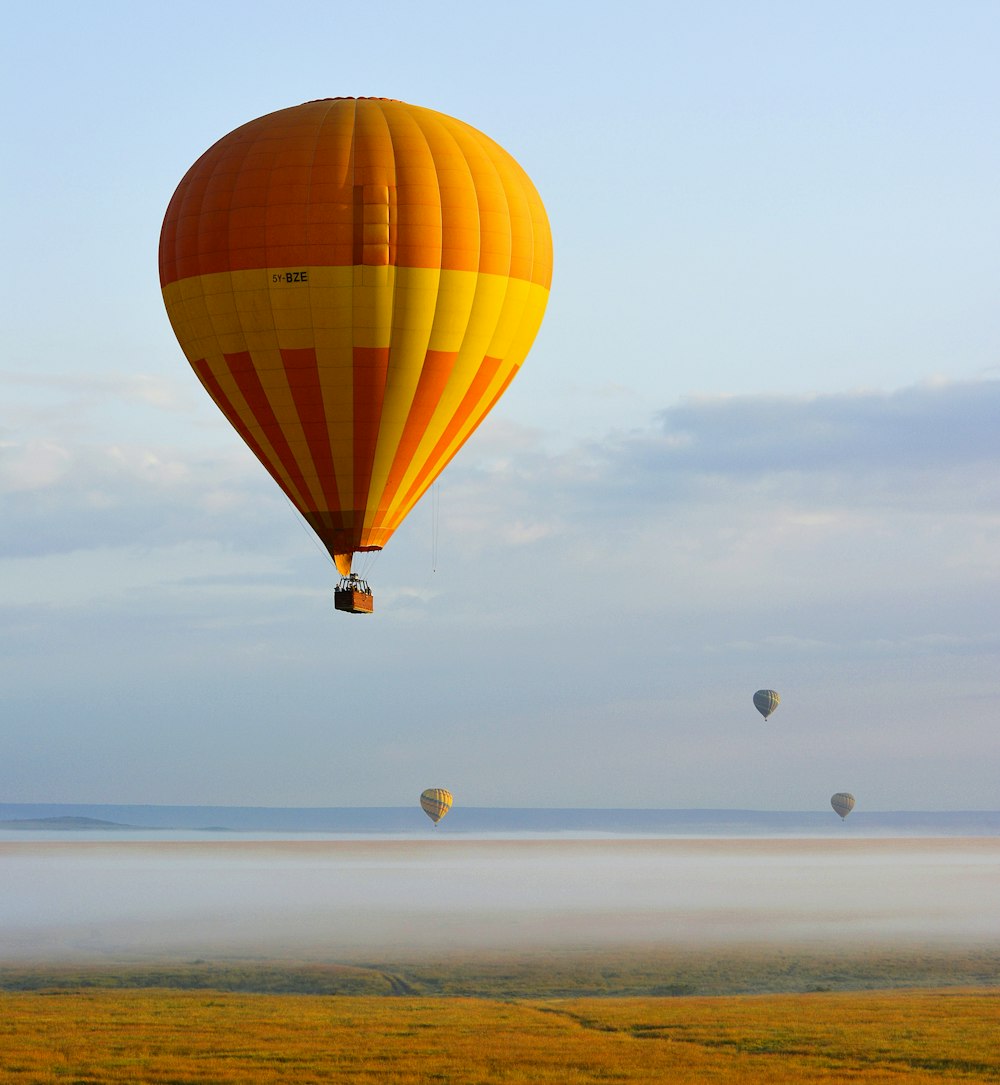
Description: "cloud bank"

(1, 376), (997, 808)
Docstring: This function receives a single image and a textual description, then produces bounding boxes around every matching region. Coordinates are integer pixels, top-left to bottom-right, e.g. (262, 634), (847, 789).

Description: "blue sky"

(2, 0), (998, 809)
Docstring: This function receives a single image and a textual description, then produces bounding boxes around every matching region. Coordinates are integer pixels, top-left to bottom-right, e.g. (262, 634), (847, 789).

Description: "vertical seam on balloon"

(482, 134), (538, 376)
(259, 116), (289, 350)
(230, 119), (303, 523)
(347, 98), (367, 542)
(362, 100), (412, 536)
(299, 101), (339, 546)
(372, 109), (488, 536)
(351, 345), (390, 546)
(379, 120), (529, 532)
(223, 125), (263, 278)
(350, 101), (395, 545)
(340, 98), (358, 524)
(450, 119), (531, 434)
(356, 102), (405, 542)
(366, 105), (452, 537)
(281, 346), (343, 529)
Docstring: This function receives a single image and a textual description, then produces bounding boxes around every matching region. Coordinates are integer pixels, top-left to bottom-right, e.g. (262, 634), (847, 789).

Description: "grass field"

(2, 948), (998, 1082)
(1, 987), (998, 1083)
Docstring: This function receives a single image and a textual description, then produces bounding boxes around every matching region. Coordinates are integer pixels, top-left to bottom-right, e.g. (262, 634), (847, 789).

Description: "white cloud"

(0, 439), (73, 492)
(0, 437), (285, 559)
(2, 375), (998, 808)
(5, 377), (998, 609)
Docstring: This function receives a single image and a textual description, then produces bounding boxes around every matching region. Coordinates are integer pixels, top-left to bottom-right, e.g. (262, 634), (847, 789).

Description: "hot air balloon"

(420, 788), (453, 825)
(831, 792), (855, 819)
(159, 98), (553, 613)
(752, 689), (781, 720)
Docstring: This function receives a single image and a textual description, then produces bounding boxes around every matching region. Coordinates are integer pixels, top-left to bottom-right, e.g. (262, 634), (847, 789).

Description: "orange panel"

(160, 98), (551, 286)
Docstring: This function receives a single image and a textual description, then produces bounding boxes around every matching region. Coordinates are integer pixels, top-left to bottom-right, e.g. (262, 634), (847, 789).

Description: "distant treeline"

(2, 804), (999, 835)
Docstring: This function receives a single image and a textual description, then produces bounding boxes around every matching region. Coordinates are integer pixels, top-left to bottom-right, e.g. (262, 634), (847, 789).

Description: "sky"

(2, 0), (998, 810)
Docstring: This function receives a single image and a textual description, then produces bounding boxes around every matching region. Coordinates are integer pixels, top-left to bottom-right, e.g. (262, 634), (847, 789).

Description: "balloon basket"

(334, 574), (374, 614)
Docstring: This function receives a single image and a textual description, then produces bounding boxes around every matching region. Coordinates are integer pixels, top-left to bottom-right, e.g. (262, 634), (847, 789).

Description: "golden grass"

(1, 988), (998, 1084)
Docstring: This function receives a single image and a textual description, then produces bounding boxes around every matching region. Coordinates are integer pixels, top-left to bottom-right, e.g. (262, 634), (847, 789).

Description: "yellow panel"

(235, 268), (272, 292)
(380, 278), (549, 530)
(248, 348), (285, 375)
(351, 266), (397, 346)
(268, 288), (313, 316)
(213, 330), (252, 356)
(230, 281), (272, 315)
(424, 269), (479, 352)
(362, 346), (436, 531)
(163, 295), (211, 352)
(481, 278), (532, 359)
(315, 345), (355, 509)
(388, 273), (444, 351)
(363, 264), (391, 289)
(504, 286), (551, 366)
(429, 270), (508, 355)
(298, 265), (355, 289)
(312, 325), (357, 352)
(241, 329), (282, 354)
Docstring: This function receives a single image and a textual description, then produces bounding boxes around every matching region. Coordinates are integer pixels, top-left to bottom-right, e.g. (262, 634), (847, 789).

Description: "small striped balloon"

(752, 689), (781, 720)
(420, 788), (453, 825)
(831, 792), (856, 819)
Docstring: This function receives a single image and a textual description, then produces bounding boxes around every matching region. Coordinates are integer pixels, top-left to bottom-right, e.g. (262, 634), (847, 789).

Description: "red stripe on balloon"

(191, 358), (300, 509)
(281, 347), (343, 525)
(221, 352), (317, 512)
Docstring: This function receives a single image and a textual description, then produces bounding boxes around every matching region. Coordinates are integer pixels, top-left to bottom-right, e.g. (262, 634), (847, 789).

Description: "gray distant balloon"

(752, 689), (780, 719)
(831, 792), (856, 819)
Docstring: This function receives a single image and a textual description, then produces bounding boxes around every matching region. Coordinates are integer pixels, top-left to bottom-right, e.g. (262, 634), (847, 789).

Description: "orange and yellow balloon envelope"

(420, 788), (453, 825)
(159, 98), (552, 610)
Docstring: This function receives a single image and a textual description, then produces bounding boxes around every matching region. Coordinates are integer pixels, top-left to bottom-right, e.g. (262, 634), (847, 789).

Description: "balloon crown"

(307, 97), (403, 103)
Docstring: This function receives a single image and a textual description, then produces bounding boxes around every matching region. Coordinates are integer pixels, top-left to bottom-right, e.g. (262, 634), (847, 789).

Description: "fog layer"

(3, 838), (997, 960)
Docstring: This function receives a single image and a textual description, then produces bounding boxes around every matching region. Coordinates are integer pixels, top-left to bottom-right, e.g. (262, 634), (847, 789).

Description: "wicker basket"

(334, 589), (374, 614)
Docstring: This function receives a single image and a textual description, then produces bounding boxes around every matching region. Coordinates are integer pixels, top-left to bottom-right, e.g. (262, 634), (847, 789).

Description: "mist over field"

(4, 838), (998, 961)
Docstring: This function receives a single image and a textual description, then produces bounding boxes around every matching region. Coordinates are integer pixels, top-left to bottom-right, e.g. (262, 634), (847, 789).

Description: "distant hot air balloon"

(752, 689), (781, 720)
(159, 98), (553, 613)
(420, 788), (453, 825)
(831, 792), (855, 819)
